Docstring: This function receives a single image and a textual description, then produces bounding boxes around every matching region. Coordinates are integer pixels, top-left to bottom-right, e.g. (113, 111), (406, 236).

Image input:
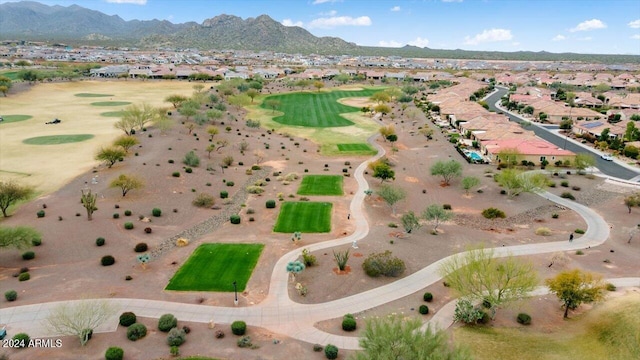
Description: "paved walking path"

(2, 126), (638, 351)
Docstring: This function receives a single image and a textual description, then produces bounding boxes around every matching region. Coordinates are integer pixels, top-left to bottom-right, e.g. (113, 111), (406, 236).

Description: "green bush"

(574, 229), (585, 234)
(362, 250), (406, 277)
(172, 172), (180, 177)
(266, 199), (276, 208)
(124, 210), (132, 216)
(342, 314), (357, 331)
(183, 150), (200, 167)
(152, 208), (162, 217)
(167, 327), (186, 346)
(170, 346), (180, 356)
(423, 292), (433, 302)
(231, 321), (246, 335)
(37, 210), (45, 218)
(105, 346), (124, 360)
(22, 251), (35, 260)
(32, 237), (42, 246)
(606, 283), (617, 291)
(124, 222), (134, 230)
(18, 272), (30, 281)
(560, 180), (569, 187)
(113, 213), (120, 219)
(12, 333), (30, 348)
(193, 193), (215, 207)
(478, 311), (491, 324)
(158, 313), (178, 332)
(119, 312), (136, 327)
(482, 207), (506, 219)
(443, 204), (452, 210)
(220, 190), (229, 199)
(126, 323), (147, 341)
(561, 192), (575, 200)
(134, 243), (148, 253)
(96, 237), (106, 246)
(517, 313), (532, 325)
(419, 305), (429, 315)
(226, 181), (235, 187)
(185, 167), (193, 173)
(237, 335), (253, 348)
(313, 344), (324, 352)
(251, 165), (261, 170)
(5, 290), (18, 302)
(324, 344), (339, 359)
(101, 255), (115, 266)
(230, 214), (241, 224)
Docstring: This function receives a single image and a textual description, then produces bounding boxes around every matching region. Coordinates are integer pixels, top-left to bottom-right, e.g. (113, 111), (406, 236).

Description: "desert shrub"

(478, 311), (491, 324)
(419, 305), (429, 315)
(443, 204), (452, 210)
(96, 237), (105, 246)
(230, 214), (241, 224)
(482, 207), (506, 219)
(5, 290), (18, 302)
(266, 199), (276, 208)
(251, 165), (261, 170)
(535, 227), (552, 236)
(324, 344), (339, 359)
(214, 329), (225, 338)
(576, 250), (584, 255)
(134, 243), (148, 253)
(237, 335), (253, 348)
(124, 210), (132, 216)
(105, 346), (124, 360)
(246, 185), (264, 194)
(516, 313), (532, 325)
(182, 325), (190, 334)
(284, 172), (299, 181)
(342, 314), (357, 331)
(606, 283), (616, 291)
(32, 237), (42, 246)
(183, 151), (200, 167)
(127, 323), (147, 341)
(231, 321), (246, 335)
(18, 272), (30, 281)
(548, 182), (556, 187)
(37, 210), (45, 218)
(22, 251), (35, 260)
(313, 344), (324, 352)
(167, 327), (186, 346)
(170, 346), (180, 356)
(184, 167), (193, 173)
(124, 222), (134, 230)
(172, 172), (180, 177)
(246, 208), (255, 214)
(158, 313), (178, 332)
(572, 186), (581, 191)
(101, 255), (115, 266)
(119, 312), (137, 327)
(193, 193), (215, 207)
(168, 159), (174, 164)
(362, 250), (406, 277)
(144, 227), (152, 234)
(12, 333), (30, 348)
(552, 213), (559, 219)
(561, 192), (575, 200)
(152, 208), (162, 217)
(226, 181), (235, 187)
(423, 292), (433, 302)
(561, 180), (569, 187)
(220, 190), (229, 199)
(574, 229), (585, 234)
(113, 213), (120, 219)
(302, 249), (317, 267)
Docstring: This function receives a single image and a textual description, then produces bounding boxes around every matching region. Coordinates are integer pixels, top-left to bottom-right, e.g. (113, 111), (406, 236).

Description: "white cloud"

(378, 40), (403, 47)
(312, 0), (341, 4)
(308, 16), (372, 29)
(578, 36), (593, 41)
(391, 6), (401, 12)
(464, 28), (513, 45)
(570, 19), (606, 32)
(552, 34), (566, 41)
(105, 0), (147, 4)
(282, 19), (304, 27)
(408, 37), (429, 47)
(631, 34), (640, 40)
(628, 19), (640, 29)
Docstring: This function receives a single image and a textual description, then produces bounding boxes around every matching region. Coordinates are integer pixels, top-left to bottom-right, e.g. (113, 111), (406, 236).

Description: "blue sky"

(7, 0), (640, 55)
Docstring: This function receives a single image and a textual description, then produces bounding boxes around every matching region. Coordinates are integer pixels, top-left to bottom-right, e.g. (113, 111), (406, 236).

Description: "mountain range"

(1, 1), (638, 64)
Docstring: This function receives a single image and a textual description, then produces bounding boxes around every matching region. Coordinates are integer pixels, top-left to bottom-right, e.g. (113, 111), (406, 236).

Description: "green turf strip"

(22, 134), (94, 145)
(100, 111), (126, 117)
(297, 175), (343, 196)
(337, 143), (374, 152)
(165, 243), (264, 291)
(90, 101), (131, 106)
(0, 115), (32, 124)
(273, 202), (332, 233)
(74, 93), (114, 97)
(261, 89), (379, 127)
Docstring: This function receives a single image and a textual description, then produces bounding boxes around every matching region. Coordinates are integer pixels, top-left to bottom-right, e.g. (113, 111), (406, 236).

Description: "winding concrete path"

(2, 127), (638, 351)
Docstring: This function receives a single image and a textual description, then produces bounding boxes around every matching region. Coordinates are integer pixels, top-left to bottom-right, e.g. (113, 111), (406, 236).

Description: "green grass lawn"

(0, 71), (19, 80)
(297, 175), (343, 196)
(261, 89), (378, 127)
(273, 202), (332, 233)
(75, 93), (114, 97)
(0, 115), (32, 124)
(100, 111), (126, 117)
(22, 134), (95, 145)
(337, 143), (376, 153)
(90, 101), (131, 106)
(165, 243), (264, 292)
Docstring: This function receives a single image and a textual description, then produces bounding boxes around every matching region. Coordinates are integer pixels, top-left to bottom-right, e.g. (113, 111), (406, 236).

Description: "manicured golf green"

(337, 143), (375, 152)
(90, 101), (131, 106)
(261, 89), (378, 127)
(0, 115), (32, 124)
(273, 202), (332, 233)
(75, 93), (114, 97)
(165, 243), (264, 292)
(297, 175), (343, 196)
(100, 111), (126, 117)
(22, 134), (94, 145)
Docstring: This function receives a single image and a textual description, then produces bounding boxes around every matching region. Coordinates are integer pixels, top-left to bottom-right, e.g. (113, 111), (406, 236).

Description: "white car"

(601, 154), (614, 161)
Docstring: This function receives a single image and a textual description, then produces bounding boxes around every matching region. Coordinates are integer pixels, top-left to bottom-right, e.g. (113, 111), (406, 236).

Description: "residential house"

(483, 138), (575, 165)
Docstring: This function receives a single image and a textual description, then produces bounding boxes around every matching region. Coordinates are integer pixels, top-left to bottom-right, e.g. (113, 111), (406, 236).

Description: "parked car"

(601, 154), (614, 161)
